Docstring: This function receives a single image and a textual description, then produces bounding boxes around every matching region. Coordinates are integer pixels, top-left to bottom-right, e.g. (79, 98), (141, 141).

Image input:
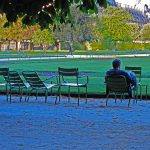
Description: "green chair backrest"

(125, 66), (142, 82)
(0, 68), (9, 81)
(58, 67), (79, 76)
(58, 67), (79, 84)
(105, 75), (128, 93)
(22, 71), (45, 88)
(8, 71), (25, 87)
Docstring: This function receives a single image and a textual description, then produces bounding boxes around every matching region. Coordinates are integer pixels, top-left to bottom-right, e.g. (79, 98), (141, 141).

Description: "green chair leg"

(6, 84), (9, 102)
(77, 86), (80, 106)
(55, 94), (58, 104)
(85, 86), (88, 104)
(9, 88), (12, 104)
(140, 85), (142, 100)
(59, 86), (61, 103)
(68, 86), (70, 103)
(115, 94), (117, 103)
(25, 90), (28, 102)
(36, 91), (38, 100)
(146, 85), (148, 99)
(45, 90), (48, 103)
(128, 98), (131, 107)
(106, 93), (109, 106)
(19, 88), (23, 102)
(27, 90), (32, 102)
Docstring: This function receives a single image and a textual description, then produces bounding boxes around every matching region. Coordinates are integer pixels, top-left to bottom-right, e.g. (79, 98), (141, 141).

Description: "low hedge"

(91, 42), (150, 51)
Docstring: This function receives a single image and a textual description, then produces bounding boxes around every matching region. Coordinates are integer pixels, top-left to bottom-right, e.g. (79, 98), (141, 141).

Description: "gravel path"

(0, 96), (150, 150)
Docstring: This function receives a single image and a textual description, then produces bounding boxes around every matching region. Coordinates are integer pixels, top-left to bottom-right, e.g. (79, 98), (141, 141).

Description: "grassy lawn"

(0, 56), (149, 96)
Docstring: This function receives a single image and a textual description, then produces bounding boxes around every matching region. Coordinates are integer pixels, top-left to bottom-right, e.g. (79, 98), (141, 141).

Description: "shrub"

(84, 41), (92, 50)
(90, 42), (105, 50)
(72, 42), (84, 50)
(116, 42), (144, 50)
(144, 43), (150, 50)
(91, 42), (149, 51)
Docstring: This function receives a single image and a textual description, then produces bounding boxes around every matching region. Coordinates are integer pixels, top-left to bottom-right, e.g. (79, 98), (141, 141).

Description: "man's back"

(106, 59), (137, 98)
(106, 69), (137, 87)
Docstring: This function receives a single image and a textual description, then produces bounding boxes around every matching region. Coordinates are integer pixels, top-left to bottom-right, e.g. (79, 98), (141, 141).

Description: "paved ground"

(0, 95), (150, 150)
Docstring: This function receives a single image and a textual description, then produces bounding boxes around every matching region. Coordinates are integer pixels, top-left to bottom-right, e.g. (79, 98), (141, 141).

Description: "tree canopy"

(141, 23), (150, 41)
(101, 7), (133, 41)
(0, 14), (7, 42)
(33, 28), (54, 50)
(0, 0), (107, 28)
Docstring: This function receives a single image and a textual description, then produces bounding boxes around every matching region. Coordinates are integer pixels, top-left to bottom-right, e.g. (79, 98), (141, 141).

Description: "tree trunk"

(27, 42), (30, 51)
(23, 40), (26, 50)
(42, 44), (44, 51)
(18, 41), (21, 51)
(30, 40), (34, 50)
(55, 40), (61, 51)
(0, 41), (1, 51)
(15, 41), (17, 50)
(8, 40), (10, 50)
(28, 40), (32, 51)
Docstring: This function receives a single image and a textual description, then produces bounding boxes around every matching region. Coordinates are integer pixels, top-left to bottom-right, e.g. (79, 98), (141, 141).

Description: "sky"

(115, 0), (150, 11)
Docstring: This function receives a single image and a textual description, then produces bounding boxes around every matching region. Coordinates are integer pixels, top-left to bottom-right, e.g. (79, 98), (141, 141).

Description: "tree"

(141, 23), (150, 41)
(0, 14), (7, 50)
(87, 16), (103, 41)
(23, 25), (40, 40)
(23, 25), (40, 50)
(127, 23), (140, 40)
(102, 7), (133, 41)
(54, 6), (95, 50)
(100, 7), (134, 49)
(0, 0), (107, 28)
(33, 29), (54, 51)
(5, 17), (24, 51)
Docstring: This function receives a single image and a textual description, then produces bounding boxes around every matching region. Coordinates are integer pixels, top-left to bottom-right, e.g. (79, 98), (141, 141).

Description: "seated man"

(106, 59), (137, 98)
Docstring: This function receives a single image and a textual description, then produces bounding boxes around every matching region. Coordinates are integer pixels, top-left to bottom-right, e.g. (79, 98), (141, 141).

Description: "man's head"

(112, 59), (121, 69)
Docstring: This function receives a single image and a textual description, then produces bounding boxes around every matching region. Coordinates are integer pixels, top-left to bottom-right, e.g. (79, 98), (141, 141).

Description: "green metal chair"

(8, 71), (30, 103)
(57, 67), (88, 106)
(125, 66), (147, 99)
(0, 68), (9, 101)
(105, 75), (133, 107)
(22, 71), (57, 103)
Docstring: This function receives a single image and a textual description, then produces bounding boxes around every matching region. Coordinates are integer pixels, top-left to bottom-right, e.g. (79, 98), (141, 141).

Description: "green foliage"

(72, 42), (84, 50)
(116, 42), (144, 50)
(3, 17), (24, 50)
(144, 43), (150, 50)
(54, 6), (94, 45)
(23, 25), (40, 40)
(0, 0), (107, 28)
(128, 23), (140, 40)
(0, 5), (149, 52)
(87, 16), (103, 41)
(101, 7), (134, 42)
(11, 17), (24, 42)
(84, 41), (92, 50)
(91, 42), (147, 51)
(91, 41), (114, 50)
(91, 42), (103, 50)
(87, 6), (140, 49)
(4, 17), (24, 42)
(33, 29), (54, 50)
(102, 37), (115, 50)
(0, 14), (7, 41)
(141, 24), (150, 40)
